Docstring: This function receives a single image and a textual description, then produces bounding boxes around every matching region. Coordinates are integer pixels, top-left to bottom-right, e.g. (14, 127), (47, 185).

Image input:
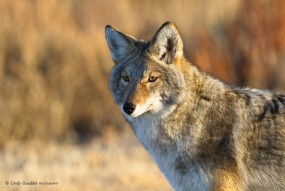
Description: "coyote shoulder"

(105, 22), (285, 191)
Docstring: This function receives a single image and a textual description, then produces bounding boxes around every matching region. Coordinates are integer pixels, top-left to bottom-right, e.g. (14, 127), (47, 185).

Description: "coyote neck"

(129, 63), (227, 191)
(130, 101), (210, 191)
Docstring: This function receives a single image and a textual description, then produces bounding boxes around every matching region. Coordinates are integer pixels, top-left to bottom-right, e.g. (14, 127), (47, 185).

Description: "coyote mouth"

(131, 104), (153, 117)
(123, 104), (154, 118)
(146, 104), (153, 112)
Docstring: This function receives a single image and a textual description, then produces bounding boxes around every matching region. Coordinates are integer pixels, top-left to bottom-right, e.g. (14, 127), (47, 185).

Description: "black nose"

(123, 103), (136, 115)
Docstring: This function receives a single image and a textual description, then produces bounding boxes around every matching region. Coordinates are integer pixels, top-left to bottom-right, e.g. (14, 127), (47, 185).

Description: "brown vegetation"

(190, 0), (285, 90)
(0, 0), (243, 144)
(1, 0), (285, 190)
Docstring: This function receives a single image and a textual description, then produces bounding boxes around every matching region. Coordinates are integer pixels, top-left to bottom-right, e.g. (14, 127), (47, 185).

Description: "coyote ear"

(148, 22), (183, 64)
(105, 25), (137, 64)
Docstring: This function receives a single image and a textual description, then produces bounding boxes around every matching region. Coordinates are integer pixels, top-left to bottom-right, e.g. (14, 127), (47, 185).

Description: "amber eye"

(122, 76), (130, 82)
(148, 76), (158, 82)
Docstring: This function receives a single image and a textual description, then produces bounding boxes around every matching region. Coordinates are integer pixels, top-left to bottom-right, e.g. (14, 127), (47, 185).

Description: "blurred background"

(0, 0), (285, 190)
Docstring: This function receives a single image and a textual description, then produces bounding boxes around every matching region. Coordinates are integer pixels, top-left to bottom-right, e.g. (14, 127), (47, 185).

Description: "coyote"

(105, 22), (285, 191)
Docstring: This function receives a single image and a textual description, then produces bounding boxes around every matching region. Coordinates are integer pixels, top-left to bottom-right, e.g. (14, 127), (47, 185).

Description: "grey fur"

(106, 22), (285, 191)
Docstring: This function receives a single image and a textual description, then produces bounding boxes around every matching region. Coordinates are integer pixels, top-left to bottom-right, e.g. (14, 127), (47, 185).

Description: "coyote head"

(105, 22), (186, 118)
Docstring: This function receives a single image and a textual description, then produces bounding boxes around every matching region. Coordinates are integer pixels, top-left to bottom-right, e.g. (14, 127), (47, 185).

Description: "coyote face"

(106, 23), (186, 119)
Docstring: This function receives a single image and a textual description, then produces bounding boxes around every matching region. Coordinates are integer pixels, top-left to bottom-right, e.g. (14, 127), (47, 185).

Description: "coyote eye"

(122, 76), (130, 82)
(148, 76), (158, 82)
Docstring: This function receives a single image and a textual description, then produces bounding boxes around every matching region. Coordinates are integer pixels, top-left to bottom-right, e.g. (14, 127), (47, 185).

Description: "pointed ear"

(148, 22), (183, 64)
(105, 25), (137, 64)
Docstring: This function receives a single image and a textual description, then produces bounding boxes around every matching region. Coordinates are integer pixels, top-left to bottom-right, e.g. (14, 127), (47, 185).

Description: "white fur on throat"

(123, 102), (209, 191)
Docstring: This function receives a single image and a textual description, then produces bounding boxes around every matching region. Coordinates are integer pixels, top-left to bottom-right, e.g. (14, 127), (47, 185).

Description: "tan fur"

(130, 84), (149, 105)
(213, 169), (241, 191)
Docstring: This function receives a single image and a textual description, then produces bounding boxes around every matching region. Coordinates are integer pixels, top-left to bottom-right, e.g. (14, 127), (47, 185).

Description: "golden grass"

(0, 0), (242, 143)
(1, 131), (172, 191)
(1, 0), (285, 190)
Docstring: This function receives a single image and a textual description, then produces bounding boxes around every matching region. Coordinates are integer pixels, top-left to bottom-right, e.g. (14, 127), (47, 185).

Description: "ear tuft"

(148, 22), (183, 64)
(105, 25), (136, 64)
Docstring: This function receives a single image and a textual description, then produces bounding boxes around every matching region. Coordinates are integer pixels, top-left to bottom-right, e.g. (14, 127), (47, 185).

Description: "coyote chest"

(129, 114), (209, 191)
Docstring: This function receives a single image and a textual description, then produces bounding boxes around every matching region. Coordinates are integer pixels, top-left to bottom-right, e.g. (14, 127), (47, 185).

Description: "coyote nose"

(123, 103), (136, 115)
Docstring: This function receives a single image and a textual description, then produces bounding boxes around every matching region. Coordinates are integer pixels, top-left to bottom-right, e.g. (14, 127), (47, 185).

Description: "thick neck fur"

(127, 58), (227, 190)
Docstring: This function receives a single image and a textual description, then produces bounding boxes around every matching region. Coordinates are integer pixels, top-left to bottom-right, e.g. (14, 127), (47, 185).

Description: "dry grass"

(1, 0), (285, 190)
(0, 0), (241, 143)
(189, 0), (285, 90)
(1, 130), (171, 191)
